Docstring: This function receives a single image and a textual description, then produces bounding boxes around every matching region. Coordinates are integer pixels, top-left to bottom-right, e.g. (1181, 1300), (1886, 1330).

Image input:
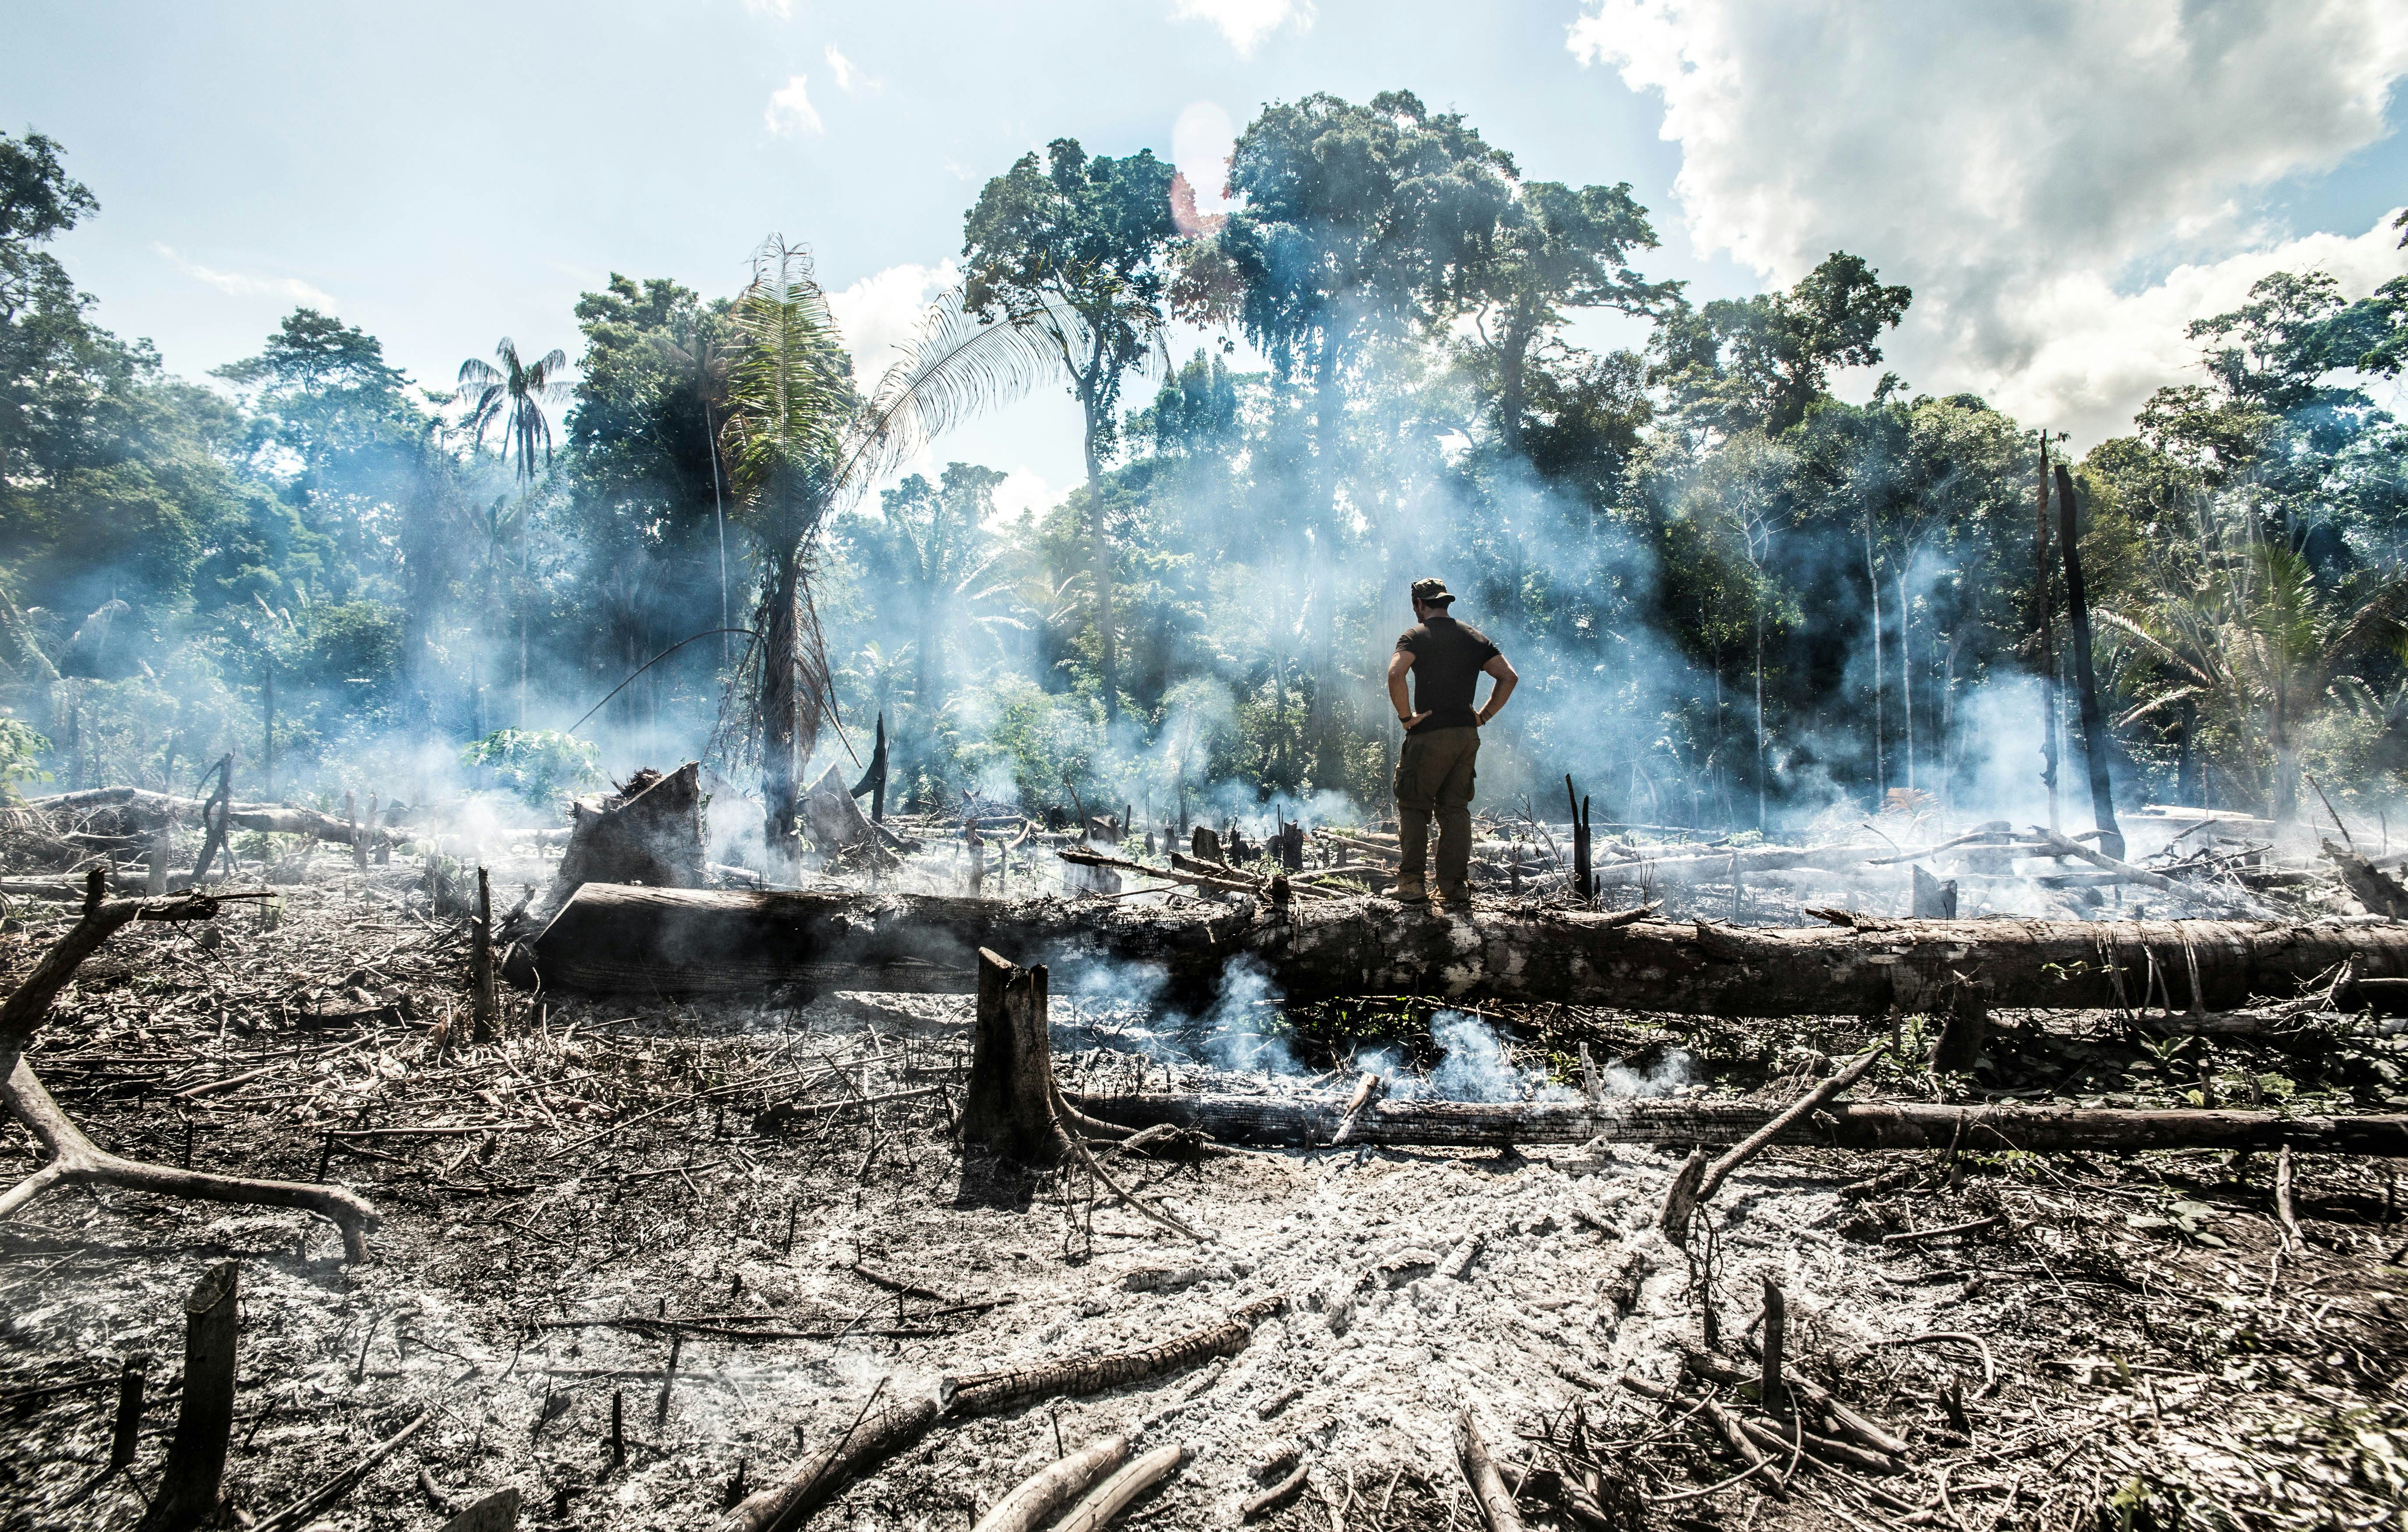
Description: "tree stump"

(1929, 982), (1988, 1073)
(804, 762), (895, 870)
(959, 949), (1059, 1163)
(137, 1262), (238, 1532)
(553, 762), (708, 895)
(1911, 864), (1959, 919)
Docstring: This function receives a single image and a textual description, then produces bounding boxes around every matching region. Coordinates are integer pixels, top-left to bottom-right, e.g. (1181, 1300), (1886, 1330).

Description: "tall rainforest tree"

(962, 138), (1178, 722)
(1195, 90), (1517, 778)
(1454, 179), (1675, 455)
(1653, 252), (1912, 439)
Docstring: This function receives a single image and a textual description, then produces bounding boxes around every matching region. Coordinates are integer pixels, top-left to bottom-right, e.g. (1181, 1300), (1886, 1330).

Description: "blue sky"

(10, 0), (2406, 510)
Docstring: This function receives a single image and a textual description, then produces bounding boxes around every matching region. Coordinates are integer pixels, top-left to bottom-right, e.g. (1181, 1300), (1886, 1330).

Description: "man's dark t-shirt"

(1396, 616), (1501, 734)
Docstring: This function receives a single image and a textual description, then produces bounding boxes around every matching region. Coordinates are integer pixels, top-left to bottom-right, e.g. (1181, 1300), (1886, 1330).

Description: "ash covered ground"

(4, 845), (2408, 1532)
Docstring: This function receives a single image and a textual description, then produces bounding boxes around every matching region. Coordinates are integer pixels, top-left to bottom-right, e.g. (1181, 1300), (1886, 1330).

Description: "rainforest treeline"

(3, 99), (2405, 834)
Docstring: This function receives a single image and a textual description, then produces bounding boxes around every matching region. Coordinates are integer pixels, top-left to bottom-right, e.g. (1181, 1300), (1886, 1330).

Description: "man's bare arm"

(1475, 654), (1518, 725)
(1386, 651), (1429, 729)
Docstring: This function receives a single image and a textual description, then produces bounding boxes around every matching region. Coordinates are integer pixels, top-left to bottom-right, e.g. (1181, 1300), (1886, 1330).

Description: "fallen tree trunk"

(510, 883), (2408, 1017)
(28, 787), (405, 854)
(1064, 1091), (2408, 1155)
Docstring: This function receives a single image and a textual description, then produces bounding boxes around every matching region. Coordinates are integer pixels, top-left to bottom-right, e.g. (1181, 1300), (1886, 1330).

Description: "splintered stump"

(511, 884), (2408, 1019)
(553, 762), (709, 895)
(959, 949), (1058, 1164)
(803, 762), (891, 869)
(0, 872), (380, 1259)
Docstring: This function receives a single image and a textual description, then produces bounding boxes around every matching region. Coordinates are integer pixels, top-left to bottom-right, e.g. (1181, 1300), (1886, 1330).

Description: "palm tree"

(713, 236), (1085, 876)
(2103, 508), (2408, 823)
(456, 339), (568, 727)
(456, 339), (570, 489)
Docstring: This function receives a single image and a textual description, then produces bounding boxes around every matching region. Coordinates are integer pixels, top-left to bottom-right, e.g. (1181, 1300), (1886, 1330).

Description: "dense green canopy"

(2, 109), (2404, 837)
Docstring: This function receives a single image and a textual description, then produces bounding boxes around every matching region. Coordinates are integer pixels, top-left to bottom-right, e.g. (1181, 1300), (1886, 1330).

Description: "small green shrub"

(461, 728), (602, 809)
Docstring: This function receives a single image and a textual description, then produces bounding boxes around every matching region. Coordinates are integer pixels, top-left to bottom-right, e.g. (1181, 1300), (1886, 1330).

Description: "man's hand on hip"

(1400, 710), (1432, 730)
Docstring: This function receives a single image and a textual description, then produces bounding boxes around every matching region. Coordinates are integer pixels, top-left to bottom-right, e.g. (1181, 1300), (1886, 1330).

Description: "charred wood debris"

(1, 773), (2405, 1532)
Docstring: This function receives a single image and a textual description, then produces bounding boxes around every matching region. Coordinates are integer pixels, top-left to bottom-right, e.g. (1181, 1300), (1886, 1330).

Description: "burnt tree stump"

(137, 1262), (238, 1532)
(553, 762), (708, 896)
(1911, 864), (1959, 919)
(959, 949), (1058, 1163)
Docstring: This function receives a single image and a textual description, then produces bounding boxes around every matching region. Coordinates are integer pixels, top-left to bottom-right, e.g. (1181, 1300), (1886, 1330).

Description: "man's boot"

(1393, 876), (1429, 903)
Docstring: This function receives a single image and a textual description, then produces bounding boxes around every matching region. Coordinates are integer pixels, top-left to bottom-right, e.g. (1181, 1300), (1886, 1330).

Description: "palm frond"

(2114, 685), (2202, 730)
(721, 237), (852, 533)
(2094, 607), (2215, 686)
(827, 288), (1089, 505)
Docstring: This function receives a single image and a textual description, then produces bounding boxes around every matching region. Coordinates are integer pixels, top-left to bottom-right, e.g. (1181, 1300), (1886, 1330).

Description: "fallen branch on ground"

(940, 1295), (1286, 1417)
(0, 870), (381, 1260)
(715, 1384), (940, 1532)
(973, 1435), (1129, 1532)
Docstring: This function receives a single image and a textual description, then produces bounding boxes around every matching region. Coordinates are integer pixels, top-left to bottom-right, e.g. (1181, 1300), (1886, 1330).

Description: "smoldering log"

(1066, 1091), (2408, 1155)
(509, 883), (2408, 1018)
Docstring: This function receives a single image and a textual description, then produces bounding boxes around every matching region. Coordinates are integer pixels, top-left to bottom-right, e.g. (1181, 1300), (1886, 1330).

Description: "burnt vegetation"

(1, 100), (2407, 1532)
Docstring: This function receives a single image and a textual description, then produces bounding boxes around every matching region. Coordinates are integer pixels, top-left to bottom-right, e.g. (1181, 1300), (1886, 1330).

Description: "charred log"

(1065, 1091), (2408, 1155)
(510, 883), (2408, 1019)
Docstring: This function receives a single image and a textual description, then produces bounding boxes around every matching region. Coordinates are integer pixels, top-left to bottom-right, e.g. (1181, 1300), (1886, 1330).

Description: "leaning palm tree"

(713, 236), (1085, 875)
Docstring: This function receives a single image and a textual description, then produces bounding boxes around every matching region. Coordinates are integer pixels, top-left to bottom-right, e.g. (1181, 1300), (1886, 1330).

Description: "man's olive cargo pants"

(1393, 725), (1478, 895)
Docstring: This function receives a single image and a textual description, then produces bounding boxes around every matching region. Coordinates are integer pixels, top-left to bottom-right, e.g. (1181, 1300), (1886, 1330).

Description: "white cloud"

(1567, 0), (2408, 443)
(1169, 0), (1310, 57)
(990, 467), (1062, 528)
(155, 244), (338, 310)
(1173, 101), (1237, 210)
(764, 74), (823, 136)
(827, 258), (960, 380)
(739, 0), (792, 17)
(824, 43), (877, 92)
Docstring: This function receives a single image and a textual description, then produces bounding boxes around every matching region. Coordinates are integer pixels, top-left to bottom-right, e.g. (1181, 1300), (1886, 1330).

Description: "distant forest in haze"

(4, 96), (2406, 851)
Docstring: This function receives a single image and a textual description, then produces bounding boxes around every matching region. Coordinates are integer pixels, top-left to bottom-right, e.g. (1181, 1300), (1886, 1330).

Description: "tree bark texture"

(510, 883), (2408, 1019)
(1065, 1091), (2408, 1154)
(940, 1294), (1286, 1417)
(714, 1393), (939, 1532)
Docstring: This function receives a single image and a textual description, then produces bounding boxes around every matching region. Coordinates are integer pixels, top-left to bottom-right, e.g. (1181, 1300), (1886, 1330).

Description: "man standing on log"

(1386, 577), (1517, 904)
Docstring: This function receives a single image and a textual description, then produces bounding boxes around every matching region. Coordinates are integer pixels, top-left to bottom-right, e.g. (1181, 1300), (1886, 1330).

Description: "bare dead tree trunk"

(471, 866), (498, 1043)
(2058, 462), (2123, 859)
(2036, 435), (2061, 832)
